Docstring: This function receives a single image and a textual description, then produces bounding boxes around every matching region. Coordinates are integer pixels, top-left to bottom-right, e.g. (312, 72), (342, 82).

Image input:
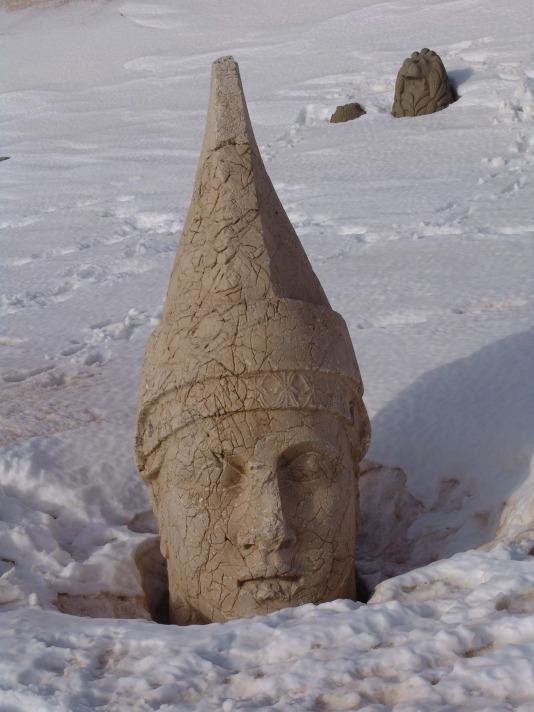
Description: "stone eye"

(284, 451), (326, 483)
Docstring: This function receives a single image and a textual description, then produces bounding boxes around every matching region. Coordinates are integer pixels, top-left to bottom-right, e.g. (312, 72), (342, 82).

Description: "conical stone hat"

(136, 56), (369, 478)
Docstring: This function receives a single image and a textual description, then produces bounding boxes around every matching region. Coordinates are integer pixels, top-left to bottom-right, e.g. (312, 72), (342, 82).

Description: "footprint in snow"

(58, 309), (157, 368)
(452, 298), (530, 316)
(2, 363), (56, 384)
(263, 104), (332, 161)
(357, 311), (429, 330)
(497, 63), (522, 82)
(119, 2), (183, 30)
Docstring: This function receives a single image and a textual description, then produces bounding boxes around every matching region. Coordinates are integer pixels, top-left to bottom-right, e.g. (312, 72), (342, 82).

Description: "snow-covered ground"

(1, 0), (534, 709)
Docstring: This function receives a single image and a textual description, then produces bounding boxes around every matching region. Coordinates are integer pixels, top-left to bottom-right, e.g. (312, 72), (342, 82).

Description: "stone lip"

(330, 102), (366, 123)
(392, 47), (456, 118)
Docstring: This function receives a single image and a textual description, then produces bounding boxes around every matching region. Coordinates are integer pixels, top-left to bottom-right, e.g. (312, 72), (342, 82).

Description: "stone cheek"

(152, 410), (358, 624)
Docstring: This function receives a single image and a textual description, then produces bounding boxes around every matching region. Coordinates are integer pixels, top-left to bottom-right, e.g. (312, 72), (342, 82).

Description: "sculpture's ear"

(358, 406), (371, 463)
(160, 530), (169, 559)
(348, 398), (371, 466)
(150, 487), (169, 559)
(146, 470), (168, 558)
(141, 447), (164, 482)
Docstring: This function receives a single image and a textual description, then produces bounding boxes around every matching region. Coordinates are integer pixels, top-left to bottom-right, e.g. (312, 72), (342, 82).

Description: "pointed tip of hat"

(200, 55), (260, 156)
(164, 54), (330, 314)
(136, 57), (369, 467)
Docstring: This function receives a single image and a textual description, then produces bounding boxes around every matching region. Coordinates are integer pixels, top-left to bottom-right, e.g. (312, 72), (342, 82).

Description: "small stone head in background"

(135, 57), (370, 624)
(392, 48), (456, 117)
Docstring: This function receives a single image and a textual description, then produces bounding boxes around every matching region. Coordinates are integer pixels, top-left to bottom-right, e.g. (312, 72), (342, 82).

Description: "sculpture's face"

(393, 48), (454, 118)
(152, 409), (358, 623)
(401, 49), (436, 80)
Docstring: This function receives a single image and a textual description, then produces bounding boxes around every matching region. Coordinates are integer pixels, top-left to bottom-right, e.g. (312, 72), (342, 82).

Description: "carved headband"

(135, 369), (368, 480)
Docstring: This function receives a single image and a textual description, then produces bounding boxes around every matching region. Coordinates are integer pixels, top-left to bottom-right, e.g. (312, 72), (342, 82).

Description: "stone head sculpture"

(135, 56), (370, 624)
(392, 48), (456, 117)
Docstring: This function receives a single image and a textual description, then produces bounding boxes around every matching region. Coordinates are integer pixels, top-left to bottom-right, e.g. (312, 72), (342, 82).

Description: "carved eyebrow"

(277, 441), (338, 468)
(211, 450), (248, 473)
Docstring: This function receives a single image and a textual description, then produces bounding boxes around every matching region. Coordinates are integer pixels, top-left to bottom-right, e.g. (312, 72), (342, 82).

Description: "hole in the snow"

(448, 67), (474, 97)
(355, 571), (373, 603)
(134, 537), (169, 624)
(55, 592), (150, 619)
(128, 510), (170, 624)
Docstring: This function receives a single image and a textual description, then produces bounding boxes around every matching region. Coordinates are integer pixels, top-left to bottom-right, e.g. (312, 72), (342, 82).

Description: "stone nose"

(237, 476), (296, 554)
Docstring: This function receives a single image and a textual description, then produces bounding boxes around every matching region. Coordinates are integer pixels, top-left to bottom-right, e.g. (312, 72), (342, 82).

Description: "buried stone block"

(357, 460), (425, 593)
(392, 48), (456, 117)
(135, 56), (370, 624)
(330, 102), (366, 123)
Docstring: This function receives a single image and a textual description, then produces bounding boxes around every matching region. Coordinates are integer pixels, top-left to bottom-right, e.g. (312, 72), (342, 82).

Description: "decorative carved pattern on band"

(137, 370), (362, 477)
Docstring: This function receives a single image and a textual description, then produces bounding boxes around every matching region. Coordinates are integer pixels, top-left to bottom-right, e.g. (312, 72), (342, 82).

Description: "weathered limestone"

(330, 102), (366, 123)
(135, 56), (370, 624)
(392, 48), (456, 117)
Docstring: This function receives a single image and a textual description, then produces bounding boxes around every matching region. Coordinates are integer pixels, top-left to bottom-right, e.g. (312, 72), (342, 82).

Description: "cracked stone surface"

(135, 56), (370, 624)
(392, 48), (456, 117)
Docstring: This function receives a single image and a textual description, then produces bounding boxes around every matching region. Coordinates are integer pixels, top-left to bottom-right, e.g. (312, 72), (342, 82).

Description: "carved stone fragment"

(330, 102), (366, 123)
(392, 48), (456, 117)
(357, 461), (424, 592)
(135, 56), (370, 624)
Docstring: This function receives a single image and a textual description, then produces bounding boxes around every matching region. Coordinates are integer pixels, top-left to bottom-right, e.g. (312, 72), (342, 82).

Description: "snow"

(2, 545), (534, 710)
(1, 0), (534, 709)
